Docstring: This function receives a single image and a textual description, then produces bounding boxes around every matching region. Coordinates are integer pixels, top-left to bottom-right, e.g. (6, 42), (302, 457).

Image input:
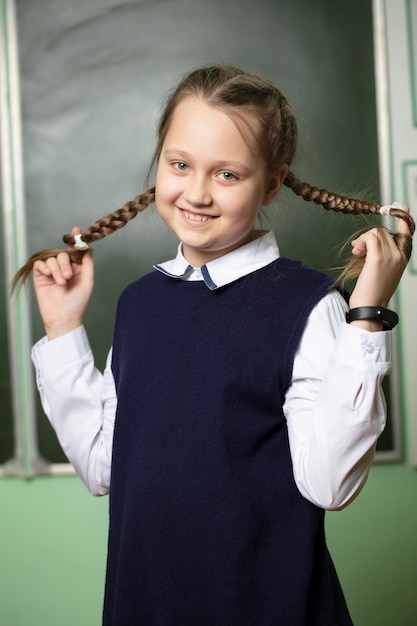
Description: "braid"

(284, 171), (415, 280)
(11, 187), (155, 292)
(63, 187), (155, 246)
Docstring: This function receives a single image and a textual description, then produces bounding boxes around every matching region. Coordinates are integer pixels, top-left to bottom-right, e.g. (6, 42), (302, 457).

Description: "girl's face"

(155, 98), (286, 267)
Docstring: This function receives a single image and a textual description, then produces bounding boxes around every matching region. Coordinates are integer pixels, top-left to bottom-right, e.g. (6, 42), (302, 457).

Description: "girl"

(16, 64), (413, 625)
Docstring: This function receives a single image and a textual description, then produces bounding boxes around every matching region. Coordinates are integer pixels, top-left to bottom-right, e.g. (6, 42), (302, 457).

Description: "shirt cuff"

(31, 326), (92, 380)
(332, 323), (392, 367)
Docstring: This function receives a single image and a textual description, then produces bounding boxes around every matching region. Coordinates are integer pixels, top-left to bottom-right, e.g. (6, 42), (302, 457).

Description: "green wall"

(327, 464), (417, 625)
(0, 477), (108, 626)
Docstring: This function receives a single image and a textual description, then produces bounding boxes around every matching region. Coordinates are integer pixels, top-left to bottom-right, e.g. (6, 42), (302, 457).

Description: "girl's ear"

(262, 165), (289, 205)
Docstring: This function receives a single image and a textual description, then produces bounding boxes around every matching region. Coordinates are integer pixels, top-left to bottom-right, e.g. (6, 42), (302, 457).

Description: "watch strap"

(345, 306), (398, 330)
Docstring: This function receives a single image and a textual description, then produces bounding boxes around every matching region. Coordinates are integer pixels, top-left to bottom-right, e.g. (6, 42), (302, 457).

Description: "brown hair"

(12, 63), (414, 291)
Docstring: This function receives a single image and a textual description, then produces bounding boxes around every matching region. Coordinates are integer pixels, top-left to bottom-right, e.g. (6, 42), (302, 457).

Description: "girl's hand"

(33, 227), (94, 340)
(348, 209), (411, 330)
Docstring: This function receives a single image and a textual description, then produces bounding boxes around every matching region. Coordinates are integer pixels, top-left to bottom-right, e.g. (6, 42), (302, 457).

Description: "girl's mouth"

(180, 208), (216, 224)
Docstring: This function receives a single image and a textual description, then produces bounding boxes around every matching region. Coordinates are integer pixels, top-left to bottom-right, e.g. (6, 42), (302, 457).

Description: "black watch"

(345, 306), (398, 330)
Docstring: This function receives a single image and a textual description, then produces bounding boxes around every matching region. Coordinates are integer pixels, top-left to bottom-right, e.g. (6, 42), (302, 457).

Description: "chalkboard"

(1, 0), (394, 463)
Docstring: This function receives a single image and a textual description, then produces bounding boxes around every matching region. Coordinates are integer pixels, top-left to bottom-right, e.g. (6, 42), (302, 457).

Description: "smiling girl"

(16, 64), (414, 625)
(155, 97), (286, 266)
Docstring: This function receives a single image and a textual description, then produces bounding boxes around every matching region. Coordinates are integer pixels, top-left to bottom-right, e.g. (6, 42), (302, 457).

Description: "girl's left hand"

(349, 208), (411, 311)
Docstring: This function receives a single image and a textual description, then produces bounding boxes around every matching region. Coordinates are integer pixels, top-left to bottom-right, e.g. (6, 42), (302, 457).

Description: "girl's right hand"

(33, 227), (95, 340)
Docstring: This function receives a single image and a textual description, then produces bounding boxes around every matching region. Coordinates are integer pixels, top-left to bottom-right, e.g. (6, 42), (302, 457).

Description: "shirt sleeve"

(31, 326), (115, 496)
(284, 289), (391, 510)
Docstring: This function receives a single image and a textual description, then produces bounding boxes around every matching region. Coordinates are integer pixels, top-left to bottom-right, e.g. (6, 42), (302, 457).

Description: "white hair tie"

(73, 233), (90, 250)
(380, 201), (402, 216)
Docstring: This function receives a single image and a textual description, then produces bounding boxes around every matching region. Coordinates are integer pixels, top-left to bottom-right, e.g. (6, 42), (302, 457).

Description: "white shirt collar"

(153, 231), (280, 290)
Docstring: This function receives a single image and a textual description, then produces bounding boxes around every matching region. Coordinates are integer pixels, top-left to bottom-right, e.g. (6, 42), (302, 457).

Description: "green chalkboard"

(4, 0), (392, 463)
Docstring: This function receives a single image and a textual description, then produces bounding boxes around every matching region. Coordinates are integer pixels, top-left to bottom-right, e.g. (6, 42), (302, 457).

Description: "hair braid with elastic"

(11, 188), (155, 292)
(283, 171), (415, 280)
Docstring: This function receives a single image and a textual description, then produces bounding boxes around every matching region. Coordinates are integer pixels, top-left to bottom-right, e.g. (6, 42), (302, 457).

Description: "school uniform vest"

(106, 257), (353, 626)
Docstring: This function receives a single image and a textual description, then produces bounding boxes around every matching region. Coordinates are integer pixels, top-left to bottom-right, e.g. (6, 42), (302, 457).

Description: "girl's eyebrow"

(162, 148), (190, 160)
(163, 148), (250, 172)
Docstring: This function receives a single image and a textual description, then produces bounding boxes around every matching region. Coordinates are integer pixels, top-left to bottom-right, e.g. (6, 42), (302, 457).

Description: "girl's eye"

(218, 171), (237, 181)
(173, 162), (188, 171)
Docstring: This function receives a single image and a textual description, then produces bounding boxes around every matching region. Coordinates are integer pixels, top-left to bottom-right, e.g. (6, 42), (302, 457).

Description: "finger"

(351, 237), (367, 256)
(70, 226), (82, 236)
(33, 259), (52, 277)
(44, 256), (70, 285)
(56, 251), (74, 280)
(80, 249), (95, 284)
(351, 228), (381, 257)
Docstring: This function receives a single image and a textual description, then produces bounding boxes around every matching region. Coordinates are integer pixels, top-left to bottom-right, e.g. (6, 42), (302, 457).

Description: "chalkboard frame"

(0, 0), (404, 475)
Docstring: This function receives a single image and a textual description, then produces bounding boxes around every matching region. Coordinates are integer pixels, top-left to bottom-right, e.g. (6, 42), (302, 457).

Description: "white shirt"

(32, 231), (390, 510)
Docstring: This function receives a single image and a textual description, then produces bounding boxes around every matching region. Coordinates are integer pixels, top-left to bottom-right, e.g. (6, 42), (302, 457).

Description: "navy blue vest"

(106, 258), (353, 625)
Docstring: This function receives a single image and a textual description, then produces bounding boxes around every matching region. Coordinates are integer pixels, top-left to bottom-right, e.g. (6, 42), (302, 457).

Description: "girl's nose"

(183, 175), (212, 206)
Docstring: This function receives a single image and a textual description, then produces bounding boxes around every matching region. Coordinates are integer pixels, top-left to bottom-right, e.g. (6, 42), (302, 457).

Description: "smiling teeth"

(184, 211), (210, 222)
